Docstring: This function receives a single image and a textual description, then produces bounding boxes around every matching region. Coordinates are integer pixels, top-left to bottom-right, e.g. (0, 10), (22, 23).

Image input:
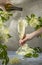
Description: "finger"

(22, 37), (28, 43)
(20, 40), (25, 46)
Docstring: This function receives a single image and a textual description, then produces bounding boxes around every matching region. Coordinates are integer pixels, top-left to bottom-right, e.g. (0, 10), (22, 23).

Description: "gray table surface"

(8, 51), (42, 65)
(0, 51), (42, 65)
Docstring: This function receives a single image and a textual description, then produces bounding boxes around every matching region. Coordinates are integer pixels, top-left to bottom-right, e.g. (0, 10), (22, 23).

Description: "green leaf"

(7, 34), (12, 38)
(33, 47), (42, 53)
(0, 44), (9, 65)
(26, 16), (31, 25)
(31, 14), (35, 18)
(38, 17), (42, 24)
(33, 53), (39, 58)
(24, 53), (32, 58)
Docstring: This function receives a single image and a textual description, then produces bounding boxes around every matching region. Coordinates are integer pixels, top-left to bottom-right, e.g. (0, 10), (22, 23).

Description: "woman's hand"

(19, 27), (42, 45)
(19, 34), (33, 45)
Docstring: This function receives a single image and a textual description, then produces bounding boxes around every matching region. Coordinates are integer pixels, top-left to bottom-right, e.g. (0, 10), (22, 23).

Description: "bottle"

(4, 3), (23, 11)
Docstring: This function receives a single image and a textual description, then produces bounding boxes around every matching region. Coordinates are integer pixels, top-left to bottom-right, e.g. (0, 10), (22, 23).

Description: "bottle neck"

(4, 3), (23, 11)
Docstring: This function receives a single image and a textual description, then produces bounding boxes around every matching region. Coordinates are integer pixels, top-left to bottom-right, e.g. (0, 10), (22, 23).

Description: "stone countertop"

(0, 51), (42, 65)
(8, 51), (42, 65)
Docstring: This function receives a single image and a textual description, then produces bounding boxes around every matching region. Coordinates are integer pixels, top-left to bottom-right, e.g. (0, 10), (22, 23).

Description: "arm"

(19, 27), (42, 45)
(31, 27), (42, 38)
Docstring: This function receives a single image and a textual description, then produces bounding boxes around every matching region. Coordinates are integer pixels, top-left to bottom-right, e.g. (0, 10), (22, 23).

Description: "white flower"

(29, 18), (40, 27)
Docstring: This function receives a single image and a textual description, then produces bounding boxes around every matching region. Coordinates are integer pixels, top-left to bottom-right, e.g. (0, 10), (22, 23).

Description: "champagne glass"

(18, 17), (28, 46)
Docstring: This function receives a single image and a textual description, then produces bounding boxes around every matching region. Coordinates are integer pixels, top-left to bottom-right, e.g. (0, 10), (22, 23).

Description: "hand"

(0, 5), (5, 11)
(19, 27), (42, 46)
(19, 34), (33, 45)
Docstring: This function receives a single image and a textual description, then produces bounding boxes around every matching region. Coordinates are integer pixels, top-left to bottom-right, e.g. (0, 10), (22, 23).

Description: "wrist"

(29, 33), (34, 39)
(30, 31), (38, 38)
(26, 34), (34, 40)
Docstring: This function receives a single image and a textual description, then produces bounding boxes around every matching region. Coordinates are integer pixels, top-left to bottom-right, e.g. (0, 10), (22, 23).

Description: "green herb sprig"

(0, 10), (12, 65)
